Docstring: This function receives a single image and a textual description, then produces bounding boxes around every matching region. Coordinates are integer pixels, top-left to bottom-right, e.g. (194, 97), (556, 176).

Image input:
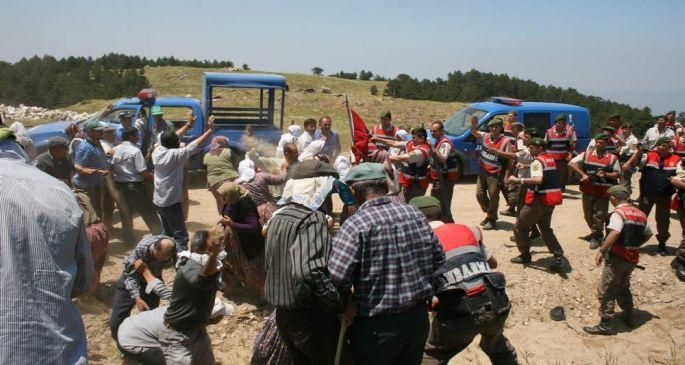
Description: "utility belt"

(435, 272), (510, 323)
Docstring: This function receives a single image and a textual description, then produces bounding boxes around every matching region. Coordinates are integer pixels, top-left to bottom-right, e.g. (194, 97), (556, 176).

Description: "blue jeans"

(156, 202), (189, 252)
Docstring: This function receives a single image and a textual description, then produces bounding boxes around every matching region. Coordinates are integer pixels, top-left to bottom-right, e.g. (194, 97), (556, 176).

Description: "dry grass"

(65, 66), (465, 147)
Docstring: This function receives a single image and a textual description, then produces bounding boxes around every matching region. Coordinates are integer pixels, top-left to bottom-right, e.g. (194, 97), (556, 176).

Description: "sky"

(1, 0), (683, 113)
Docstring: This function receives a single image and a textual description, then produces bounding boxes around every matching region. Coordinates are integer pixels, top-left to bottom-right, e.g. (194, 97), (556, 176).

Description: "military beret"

(345, 162), (387, 183)
(487, 119), (503, 126)
(47, 136), (70, 149)
(608, 113), (621, 120)
(601, 125), (616, 132)
(621, 123), (633, 129)
(655, 136), (672, 146)
(289, 159), (339, 180)
(528, 137), (546, 147)
(607, 185), (630, 200)
(555, 114), (567, 122)
(524, 128), (539, 136)
(594, 133), (609, 140)
(380, 111), (392, 119)
(510, 121), (523, 127)
(408, 196), (441, 209)
(666, 110), (676, 115)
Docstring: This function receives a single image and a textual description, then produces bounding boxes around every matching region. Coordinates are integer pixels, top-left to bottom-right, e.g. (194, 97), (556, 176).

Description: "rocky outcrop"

(0, 104), (90, 122)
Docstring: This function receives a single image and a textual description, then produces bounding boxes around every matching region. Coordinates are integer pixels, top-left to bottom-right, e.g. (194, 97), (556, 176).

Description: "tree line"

(383, 70), (657, 135)
(0, 54), (235, 108)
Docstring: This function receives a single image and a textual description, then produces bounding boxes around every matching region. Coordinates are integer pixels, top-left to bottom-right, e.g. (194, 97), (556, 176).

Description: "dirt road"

(79, 176), (685, 365)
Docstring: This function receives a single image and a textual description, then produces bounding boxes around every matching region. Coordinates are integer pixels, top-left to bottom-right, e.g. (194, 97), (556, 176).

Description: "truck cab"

(442, 97), (591, 175)
(28, 72), (288, 170)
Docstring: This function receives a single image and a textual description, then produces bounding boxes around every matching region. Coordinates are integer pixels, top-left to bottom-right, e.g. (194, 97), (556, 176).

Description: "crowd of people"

(0, 105), (683, 365)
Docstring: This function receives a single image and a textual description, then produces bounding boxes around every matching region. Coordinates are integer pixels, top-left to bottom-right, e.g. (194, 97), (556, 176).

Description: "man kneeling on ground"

(160, 228), (224, 364)
(409, 196), (518, 365)
(110, 235), (176, 340)
(117, 235), (234, 365)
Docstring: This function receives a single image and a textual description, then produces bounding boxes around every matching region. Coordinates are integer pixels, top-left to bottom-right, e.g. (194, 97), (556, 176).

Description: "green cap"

(510, 121), (523, 127)
(487, 119), (503, 126)
(655, 115), (665, 120)
(346, 163), (387, 183)
(528, 137), (546, 147)
(408, 196), (441, 209)
(594, 133), (609, 140)
(667, 110), (676, 115)
(151, 105), (164, 116)
(607, 185), (630, 200)
(83, 120), (105, 132)
(622, 122), (633, 129)
(608, 113), (621, 120)
(524, 128), (539, 136)
(555, 114), (567, 122)
(656, 136), (672, 146)
(601, 125), (616, 132)
(380, 111), (391, 119)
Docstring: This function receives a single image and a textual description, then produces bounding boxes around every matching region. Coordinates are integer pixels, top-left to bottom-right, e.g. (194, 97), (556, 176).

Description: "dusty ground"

(79, 175), (685, 365)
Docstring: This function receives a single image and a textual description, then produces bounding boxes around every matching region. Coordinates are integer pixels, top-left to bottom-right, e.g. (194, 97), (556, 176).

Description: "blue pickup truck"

(28, 72), (288, 169)
(441, 97), (591, 175)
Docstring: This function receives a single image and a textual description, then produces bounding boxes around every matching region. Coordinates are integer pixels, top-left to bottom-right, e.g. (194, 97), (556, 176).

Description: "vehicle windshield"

(443, 107), (487, 136)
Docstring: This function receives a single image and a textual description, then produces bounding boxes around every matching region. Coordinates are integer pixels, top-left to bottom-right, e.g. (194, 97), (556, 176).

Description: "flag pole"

(344, 94), (356, 163)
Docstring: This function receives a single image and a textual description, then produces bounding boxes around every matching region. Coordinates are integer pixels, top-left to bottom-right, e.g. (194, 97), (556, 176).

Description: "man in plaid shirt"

(109, 235), (175, 341)
(329, 163), (445, 364)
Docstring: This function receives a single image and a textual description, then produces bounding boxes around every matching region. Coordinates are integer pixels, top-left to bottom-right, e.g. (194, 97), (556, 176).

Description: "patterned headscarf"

(217, 182), (247, 205)
(209, 136), (230, 156)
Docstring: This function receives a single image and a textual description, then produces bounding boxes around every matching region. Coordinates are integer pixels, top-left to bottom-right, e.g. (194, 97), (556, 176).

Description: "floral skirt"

(86, 223), (109, 292)
(251, 310), (293, 365)
(222, 227), (266, 297)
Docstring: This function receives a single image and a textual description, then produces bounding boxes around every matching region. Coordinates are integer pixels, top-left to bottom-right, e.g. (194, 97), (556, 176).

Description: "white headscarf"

(235, 156), (256, 184)
(277, 176), (336, 211)
(287, 124), (303, 138)
(334, 155), (351, 182)
(395, 129), (409, 141)
(298, 140), (325, 161)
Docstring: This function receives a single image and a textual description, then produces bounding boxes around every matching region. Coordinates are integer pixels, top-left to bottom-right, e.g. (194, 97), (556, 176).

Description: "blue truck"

(440, 97), (591, 176)
(28, 72), (288, 169)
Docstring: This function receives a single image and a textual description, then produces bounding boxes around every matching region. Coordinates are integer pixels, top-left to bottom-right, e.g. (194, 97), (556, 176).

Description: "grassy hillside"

(67, 66), (465, 147)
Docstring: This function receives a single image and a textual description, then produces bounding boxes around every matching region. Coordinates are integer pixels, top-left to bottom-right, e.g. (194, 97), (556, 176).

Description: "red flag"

(349, 109), (369, 164)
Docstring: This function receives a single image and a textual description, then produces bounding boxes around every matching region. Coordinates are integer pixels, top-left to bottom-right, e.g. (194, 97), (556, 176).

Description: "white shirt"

(297, 131), (315, 152)
(112, 141), (147, 182)
(152, 141), (200, 207)
(643, 127), (674, 150)
(436, 141), (453, 160)
(515, 148), (534, 178)
(619, 134), (639, 157)
(530, 159), (543, 178)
